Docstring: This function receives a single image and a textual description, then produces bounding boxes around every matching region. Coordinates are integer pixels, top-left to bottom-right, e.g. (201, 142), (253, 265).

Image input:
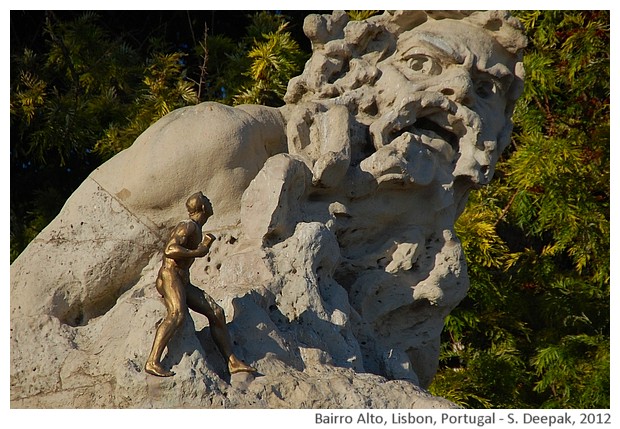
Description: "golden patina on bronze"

(145, 191), (256, 377)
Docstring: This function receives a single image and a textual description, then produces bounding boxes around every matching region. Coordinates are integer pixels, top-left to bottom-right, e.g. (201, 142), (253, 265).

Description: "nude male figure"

(145, 191), (256, 377)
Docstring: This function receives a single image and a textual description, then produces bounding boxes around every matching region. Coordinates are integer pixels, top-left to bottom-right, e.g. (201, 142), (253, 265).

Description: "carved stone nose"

(440, 88), (455, 96)
(436, 70), (475, 107)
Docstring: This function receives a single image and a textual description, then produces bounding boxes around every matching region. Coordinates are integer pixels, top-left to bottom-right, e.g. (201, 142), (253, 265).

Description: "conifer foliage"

(429, 11), (610, 408)
(233, 12), (307, 106)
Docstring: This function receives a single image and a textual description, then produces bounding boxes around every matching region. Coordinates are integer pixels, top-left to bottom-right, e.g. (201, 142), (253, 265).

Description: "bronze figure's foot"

(145, 361), (175, 377)
(228, 355), (257, 374)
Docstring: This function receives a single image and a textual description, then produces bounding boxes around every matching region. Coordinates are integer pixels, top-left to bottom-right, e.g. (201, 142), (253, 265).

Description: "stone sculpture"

(10, 11), (526, 408)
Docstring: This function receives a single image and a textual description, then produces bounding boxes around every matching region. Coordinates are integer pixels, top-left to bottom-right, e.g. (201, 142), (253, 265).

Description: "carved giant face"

(368, 19), (519, 189)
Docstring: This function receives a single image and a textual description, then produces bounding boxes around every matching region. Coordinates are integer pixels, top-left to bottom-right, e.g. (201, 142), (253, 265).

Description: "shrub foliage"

(429, 11), (610, 409)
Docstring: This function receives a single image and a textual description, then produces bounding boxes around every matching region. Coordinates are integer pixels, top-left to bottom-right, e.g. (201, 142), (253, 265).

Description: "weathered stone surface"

(10, 10), (526, 408)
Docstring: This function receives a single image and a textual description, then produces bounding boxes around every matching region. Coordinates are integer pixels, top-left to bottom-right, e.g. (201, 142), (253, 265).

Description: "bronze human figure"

(145, 191), (256, 377)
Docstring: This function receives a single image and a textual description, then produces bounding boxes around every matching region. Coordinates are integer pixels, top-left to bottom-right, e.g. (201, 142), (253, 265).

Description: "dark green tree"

(11, 12), (143, 260)
(429, 10), (610, 409)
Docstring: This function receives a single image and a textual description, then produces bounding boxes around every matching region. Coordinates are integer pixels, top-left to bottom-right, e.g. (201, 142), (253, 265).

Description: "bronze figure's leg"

(186, 284), (257, 374)
(145, 272), (187, 377)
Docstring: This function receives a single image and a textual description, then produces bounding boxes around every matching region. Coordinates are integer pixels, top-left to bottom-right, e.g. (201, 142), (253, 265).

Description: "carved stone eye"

(475, 79), (498, 99)
(406, 54), (442, 75)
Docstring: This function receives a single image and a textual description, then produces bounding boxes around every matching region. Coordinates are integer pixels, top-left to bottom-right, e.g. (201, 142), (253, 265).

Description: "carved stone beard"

(279, 92), (475, 384)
